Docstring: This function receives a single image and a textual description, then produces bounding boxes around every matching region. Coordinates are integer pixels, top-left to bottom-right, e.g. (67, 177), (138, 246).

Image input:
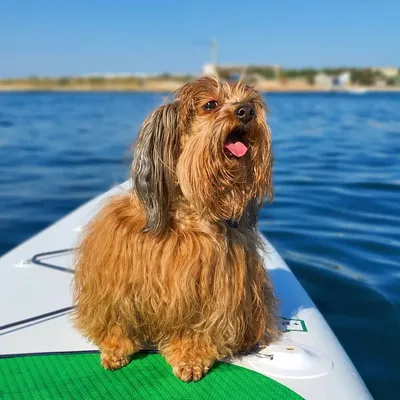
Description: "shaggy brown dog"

(73, 76), (278, 382)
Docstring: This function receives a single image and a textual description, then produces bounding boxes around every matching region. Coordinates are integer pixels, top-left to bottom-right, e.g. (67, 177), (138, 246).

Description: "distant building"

(372, 67), (399, 78)
(375, 77), (387, 87)
(208, 64), (282, 83)
(203, 63), (218, 77)
(336, 72), (351, 86)
(315, 71), (351, 88)
(314, 73), (332, 87)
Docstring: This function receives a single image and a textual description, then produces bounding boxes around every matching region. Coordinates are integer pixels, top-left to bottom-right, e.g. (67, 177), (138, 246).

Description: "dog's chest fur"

(128, 213), (267, 343)
(74, 194), (273, 350)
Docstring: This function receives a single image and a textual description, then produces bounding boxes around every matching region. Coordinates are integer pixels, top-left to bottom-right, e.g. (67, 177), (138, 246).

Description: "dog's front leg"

(99, 325), (140, 370)
(160, 334), (220, 382)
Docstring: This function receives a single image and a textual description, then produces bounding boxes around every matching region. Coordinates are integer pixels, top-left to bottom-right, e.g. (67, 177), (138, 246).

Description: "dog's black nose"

(235, 103), (256, 124)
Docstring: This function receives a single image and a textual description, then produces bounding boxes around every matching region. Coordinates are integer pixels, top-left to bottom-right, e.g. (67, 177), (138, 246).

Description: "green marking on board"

(279, 318), (308, 332)
(0, 352), (304, 400)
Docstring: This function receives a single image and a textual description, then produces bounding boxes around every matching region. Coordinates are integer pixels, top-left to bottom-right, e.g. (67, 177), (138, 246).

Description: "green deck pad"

(0, 352), (303, 400)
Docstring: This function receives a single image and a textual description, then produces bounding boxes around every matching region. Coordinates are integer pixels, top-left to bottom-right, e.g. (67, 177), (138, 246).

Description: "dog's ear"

(131, 102), (180, 234)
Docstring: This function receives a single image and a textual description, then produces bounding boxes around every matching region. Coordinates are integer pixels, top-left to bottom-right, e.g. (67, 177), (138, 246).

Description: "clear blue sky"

(1, 0), (399, 78)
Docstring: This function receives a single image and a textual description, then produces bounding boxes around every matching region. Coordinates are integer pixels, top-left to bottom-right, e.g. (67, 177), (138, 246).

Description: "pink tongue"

(224, 140), (248, 158)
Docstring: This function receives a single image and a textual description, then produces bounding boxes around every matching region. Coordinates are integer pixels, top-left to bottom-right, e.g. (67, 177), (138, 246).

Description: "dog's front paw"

(101, 352), (130, 370)
(172, 361), (210, 382)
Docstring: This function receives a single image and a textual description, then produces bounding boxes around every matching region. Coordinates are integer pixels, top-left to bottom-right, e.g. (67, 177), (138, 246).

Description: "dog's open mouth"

(224, 129), (248, 158)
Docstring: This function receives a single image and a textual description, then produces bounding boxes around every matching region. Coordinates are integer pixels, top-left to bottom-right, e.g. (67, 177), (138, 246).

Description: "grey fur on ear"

(131, 102), (180, 234)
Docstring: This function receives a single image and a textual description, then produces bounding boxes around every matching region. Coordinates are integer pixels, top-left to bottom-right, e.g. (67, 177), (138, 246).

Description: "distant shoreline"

(0, 80), (399, 93)
(1, 88), (400, 93)
(1, 87), (400, 93)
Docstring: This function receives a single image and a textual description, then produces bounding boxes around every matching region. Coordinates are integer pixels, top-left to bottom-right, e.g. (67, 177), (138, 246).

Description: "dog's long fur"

(73, 77), (278, 381)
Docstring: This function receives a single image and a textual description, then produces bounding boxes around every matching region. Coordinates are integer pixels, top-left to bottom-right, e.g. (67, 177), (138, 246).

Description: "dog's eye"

(203, 101), (218, 111)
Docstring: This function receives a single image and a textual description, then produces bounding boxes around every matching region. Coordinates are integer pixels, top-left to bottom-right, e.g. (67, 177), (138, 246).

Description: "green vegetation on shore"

(0, 74), (193, 90)
(218, 66), (400, 86)
(283, 67), (391, 85)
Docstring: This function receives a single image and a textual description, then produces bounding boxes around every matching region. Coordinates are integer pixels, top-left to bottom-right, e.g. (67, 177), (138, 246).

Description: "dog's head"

(132, 77), (273, 233)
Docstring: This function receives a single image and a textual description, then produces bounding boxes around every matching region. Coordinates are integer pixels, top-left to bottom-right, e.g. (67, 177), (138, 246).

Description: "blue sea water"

(0, 91), (399, 399)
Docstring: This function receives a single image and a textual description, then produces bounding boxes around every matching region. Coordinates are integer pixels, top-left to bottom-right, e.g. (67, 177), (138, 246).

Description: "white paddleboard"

(0, 181), (372, 400)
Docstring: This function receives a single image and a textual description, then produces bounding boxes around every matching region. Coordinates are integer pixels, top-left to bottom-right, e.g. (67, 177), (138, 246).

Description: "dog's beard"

(176, 116), (273, 222)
